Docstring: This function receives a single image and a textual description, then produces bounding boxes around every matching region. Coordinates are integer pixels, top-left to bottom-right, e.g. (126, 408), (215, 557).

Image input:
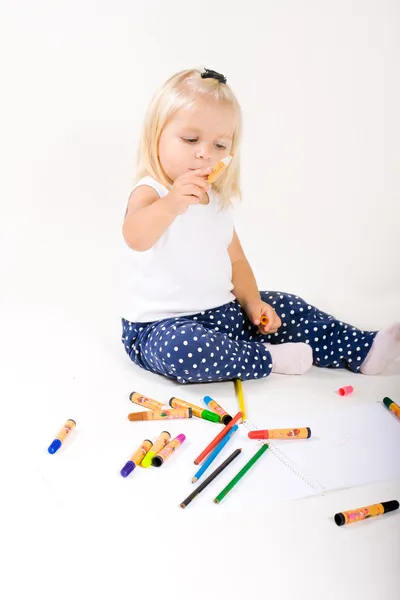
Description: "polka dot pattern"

(121, 291), (377, 383)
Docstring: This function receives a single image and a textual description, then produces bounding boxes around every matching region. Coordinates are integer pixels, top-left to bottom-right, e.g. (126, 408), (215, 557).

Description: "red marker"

(248, 427), (311, 440)
(338, 386), (354, 396)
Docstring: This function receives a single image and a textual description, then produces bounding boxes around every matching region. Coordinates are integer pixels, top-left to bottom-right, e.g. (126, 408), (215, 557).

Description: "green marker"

(214, 444), (269, 504)
(169, 397), (220, 423)
(383, 396), (400, 421)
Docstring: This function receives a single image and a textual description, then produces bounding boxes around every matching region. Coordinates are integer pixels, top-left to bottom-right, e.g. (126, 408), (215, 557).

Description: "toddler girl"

(121, 67), (400, 384)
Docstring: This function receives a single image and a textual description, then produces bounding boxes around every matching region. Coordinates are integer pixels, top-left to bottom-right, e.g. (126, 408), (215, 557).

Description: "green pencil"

(213, 444), (269, 504)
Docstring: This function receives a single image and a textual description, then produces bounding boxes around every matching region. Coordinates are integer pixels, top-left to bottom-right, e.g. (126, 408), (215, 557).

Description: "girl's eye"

(215, 143), (226, 150)
(182, 137), (198, 143)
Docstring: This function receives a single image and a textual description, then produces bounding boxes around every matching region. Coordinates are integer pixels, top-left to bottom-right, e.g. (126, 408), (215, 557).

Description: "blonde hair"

(135, 68), (242, 208)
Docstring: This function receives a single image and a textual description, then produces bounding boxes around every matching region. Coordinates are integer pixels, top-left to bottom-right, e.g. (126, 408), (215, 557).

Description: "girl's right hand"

(164, 167), (212, 215)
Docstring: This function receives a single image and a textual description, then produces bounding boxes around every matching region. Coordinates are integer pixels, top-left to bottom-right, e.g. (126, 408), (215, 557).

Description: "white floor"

(2, 304), (400, 600)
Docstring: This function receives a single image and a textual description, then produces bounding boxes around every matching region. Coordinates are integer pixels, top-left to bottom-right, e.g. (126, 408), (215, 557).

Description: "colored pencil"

(234, 379), (247, 421)
(214, 444), (269, 504)
(192, 425), (239, 483)
(193, 411), (242, 465)
(180, 449), (242, 509)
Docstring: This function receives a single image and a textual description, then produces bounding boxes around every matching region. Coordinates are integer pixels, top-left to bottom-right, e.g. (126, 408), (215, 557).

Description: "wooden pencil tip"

(180, 503), (186, 509)
(192, 478), (197, 483)
(214, 499), (220, 504)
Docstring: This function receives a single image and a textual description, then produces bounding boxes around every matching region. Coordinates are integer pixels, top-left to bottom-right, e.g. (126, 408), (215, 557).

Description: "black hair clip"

(201, 68), (227, 84)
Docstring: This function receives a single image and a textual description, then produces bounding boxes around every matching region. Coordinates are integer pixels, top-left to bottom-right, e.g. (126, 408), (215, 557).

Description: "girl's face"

(158, 97), (235, 182)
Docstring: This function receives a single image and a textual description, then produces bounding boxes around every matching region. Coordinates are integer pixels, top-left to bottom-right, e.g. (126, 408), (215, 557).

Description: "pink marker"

(338, 385), (354, 396)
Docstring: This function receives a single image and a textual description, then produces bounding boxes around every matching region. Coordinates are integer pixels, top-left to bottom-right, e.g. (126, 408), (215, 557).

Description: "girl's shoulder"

(132, 176), (169, 199)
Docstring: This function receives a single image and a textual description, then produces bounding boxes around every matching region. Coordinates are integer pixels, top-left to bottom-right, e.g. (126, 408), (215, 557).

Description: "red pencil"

(194, 411), (242, 465)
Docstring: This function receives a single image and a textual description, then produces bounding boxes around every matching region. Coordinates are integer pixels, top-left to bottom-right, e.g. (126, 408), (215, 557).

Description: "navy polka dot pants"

(121, 291), (377, 384)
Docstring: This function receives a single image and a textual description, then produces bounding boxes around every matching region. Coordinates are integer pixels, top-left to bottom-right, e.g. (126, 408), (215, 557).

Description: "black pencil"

(180, 448), (242, 509)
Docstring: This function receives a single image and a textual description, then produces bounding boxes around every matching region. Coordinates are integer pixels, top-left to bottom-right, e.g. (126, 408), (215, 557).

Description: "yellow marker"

(234, 379), (246, 422)
(142, 431), (171, 468)
(206, 154), (234, 184)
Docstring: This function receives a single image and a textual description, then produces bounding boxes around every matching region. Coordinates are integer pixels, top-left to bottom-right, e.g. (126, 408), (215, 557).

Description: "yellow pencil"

(234, 379), (246, 421)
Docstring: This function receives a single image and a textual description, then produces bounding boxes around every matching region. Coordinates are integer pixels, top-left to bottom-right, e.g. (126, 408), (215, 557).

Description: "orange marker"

(169, 397), (219, 422)
(152, 434), (186, 467)
(260, 315), (269, 326)
(194, 411), (242, 465)
(334, 500), (399, 526)
(129, 391), (169, 411)
(203, 395), (232, 425)
(248, 427), (311, 440)
(128, 408), (192, 421)
(142, 431), (171, 468)
(206, 154), (234, 184)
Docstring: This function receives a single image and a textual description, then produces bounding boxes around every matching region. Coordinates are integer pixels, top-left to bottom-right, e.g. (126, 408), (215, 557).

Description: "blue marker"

(192, 425), (239, 483)
(48, 419), (76, 454)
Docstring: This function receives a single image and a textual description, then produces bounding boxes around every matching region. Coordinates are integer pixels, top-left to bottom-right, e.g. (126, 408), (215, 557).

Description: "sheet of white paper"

(274, 402), (400, 492)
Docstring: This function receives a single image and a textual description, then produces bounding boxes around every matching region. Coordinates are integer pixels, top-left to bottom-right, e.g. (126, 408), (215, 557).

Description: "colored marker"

(169, 397), (219, 423)
(130, 391), (169, 411)
(248, 427), (311, 440)
(206, 154), (234, 184)
(48, 419), (76, 454)
(338, 386), (354, 396)
(152, 434), (186, 467)
(334, 500), (399, 526)
(192, 425), (239, 482)
(260, 315), (269, 326)
(141, 431), (170, 468)
(203, 395), (232, 425)
(214, 444), (269, 504)
(120, 439), (153, 477)
(128, 408), (192, 421)
(383, 397), (400, 420)
(180, 449), (242, 509)
(194, 411), (242, 465)
(234, 379), (246, 421)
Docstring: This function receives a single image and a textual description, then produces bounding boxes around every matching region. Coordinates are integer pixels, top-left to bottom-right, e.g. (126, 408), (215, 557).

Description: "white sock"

(264, 342), (313, 375)
(360, 323), (400, 375)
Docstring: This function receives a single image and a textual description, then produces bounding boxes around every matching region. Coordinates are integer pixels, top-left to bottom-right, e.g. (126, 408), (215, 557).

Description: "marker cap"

(48, 439), (62, 454)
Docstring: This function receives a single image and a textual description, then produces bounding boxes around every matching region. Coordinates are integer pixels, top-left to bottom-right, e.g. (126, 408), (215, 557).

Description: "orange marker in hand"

(206, 155), (234, 184)
(260, 315), (269, 326)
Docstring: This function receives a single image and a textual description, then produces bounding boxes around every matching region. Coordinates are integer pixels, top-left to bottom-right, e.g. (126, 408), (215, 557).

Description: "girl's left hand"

(245, 300), (282, 335)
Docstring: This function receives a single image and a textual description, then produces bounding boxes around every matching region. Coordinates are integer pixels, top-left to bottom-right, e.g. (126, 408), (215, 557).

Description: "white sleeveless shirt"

(121, 176), (235, 323)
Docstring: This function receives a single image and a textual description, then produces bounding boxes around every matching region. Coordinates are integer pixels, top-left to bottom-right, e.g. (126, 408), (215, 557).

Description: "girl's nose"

(195, 146), (211, 160)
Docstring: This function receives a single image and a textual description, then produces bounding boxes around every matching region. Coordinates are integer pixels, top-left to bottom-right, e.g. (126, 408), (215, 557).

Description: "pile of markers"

(128, 391), (227, 422)
(46, 393), (400, 526)
(120, 431), (185, 476)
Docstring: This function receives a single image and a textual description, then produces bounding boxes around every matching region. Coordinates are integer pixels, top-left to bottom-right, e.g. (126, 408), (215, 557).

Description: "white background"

(1, 2), (399, 599)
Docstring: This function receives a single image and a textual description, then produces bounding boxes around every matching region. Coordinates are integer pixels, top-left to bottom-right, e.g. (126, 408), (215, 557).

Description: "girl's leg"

(258, 291), (377, 372)
(122, 311), (274, 384)
(359, 323), (400, 374)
